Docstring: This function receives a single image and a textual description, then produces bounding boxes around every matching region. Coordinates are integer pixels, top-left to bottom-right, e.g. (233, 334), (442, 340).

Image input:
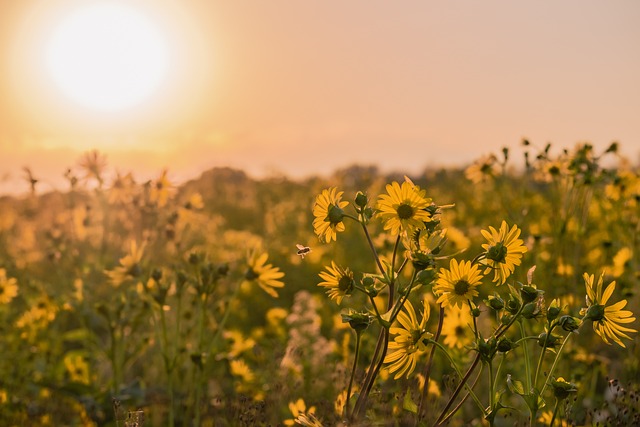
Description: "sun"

(45, 2), (169, 112)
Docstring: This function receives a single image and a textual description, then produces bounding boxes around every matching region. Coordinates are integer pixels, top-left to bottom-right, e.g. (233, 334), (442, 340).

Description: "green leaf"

(403, 391), (418, 413)
(507, 374), (525, 396)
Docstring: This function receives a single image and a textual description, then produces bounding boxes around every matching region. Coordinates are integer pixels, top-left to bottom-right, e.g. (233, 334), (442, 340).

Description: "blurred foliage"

(0, 142), (637, 426)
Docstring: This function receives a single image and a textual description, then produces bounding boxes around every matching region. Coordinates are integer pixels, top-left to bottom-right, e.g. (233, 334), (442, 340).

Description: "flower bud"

(341, 311), (373, 333)
(585, 304), (605, 322)
(415, 268), (437, 286)
(558, 315), (580, 332)
(520, 285), (542, 304)
(497, 337), (517, 353)
(355, 192), (368, 208)
(551, 377), (577, 400)
(486, 294), (505, 311)
(547, 302), (561, 322)
(538, 332), (560, 348)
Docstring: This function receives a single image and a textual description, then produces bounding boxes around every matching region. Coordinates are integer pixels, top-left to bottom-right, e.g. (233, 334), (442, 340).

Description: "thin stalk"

(519, 320), (532, 394)
(359, 221), (386, 276)
(433, 353), (481, 426)
(434, 304), (525, 426)
(539, 333), (573, 396)
(159, 308), (175, 427)
(345, 331), (362, 419)
(549, 398), (561, 427)
(429, 340), (485, 414)
(417, 306), (445, 423)
(533, 325), (553, 390)
(437, 364), (484, 426)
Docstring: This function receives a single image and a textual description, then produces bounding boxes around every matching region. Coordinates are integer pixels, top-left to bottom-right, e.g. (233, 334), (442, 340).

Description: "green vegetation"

(0, 142), (638, 426)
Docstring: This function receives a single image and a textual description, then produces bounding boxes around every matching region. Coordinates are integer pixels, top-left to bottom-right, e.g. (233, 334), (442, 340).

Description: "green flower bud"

(486, 294), (505, 311)
(538, 332), (560, 348)
(412, 252), (435, 272)
(585, 304), (605, 322)
(521, 302), (540, 319)
(506, 297), (521, 315)
(547, 305), (561, 322)
(341, 311), (373, 333)
(478, 337), (497, 362)
(558, 315), (580, 332)
(551, 377), (577, 400)
(520, 285), (542, 304)
(415, 268), (437, 286)
(355, 192), (368, 208)
(497, 337), (517, 353)
(327, 205), (345, 225)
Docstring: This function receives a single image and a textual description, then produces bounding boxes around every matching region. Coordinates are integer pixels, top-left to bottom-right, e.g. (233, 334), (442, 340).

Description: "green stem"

(519, 320), (532, 394)
(539, 333), (573, 397)
(160, 308), (175, 427)
(430, 340), (485, 414)
(360, 221), (386, 276)
(346, 331), (362, 419)
(417, 306), (445, 423)
(549, 398), (561, 426)
(433, 353), (481, 426)
(437, 364), (484, 426)
(533, 325), (554, 390)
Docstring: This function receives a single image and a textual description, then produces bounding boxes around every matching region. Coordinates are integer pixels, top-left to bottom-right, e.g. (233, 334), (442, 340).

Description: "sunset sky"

(1, 0), (639, 194)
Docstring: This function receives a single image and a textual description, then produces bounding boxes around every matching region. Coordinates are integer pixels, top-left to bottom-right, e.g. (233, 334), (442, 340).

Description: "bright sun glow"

(45, 3), (169, 112)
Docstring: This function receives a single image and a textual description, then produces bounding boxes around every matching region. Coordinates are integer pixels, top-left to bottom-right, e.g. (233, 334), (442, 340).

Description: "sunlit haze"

(46, 3), (169, 111)
(1, 0), (639, 194)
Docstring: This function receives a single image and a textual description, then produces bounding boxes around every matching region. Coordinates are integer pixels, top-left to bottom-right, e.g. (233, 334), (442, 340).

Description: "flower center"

(338, 275), (354, 293)
(487, 242), (508, 263)
(245, 268), (259, 281)
(586, 303), (606, 322)
(396, 203), (414, 220)
(326, 205), (345, 225)
(454, 280), (471, 295)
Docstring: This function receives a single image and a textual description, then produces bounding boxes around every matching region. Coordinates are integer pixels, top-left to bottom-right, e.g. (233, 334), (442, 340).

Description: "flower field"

(0, 142), (638, 426)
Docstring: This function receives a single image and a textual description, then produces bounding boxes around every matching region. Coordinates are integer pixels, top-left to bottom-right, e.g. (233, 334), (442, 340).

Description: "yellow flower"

(481, 221), (527, 285)
(376, 178), (432, 236)
(538, 410), (571, 427)
(385, 299), (433, 379)
(105, 241), (145, 286)
(433, 259), (483, 308)
(78, 149), (107, 185)
(244, 251), (285, 297)
(229, 359), (255, 382)
(441, 304), (473, 349)
(0, 269), (19, 304)
(611, 247), (632, 278)
(318, 262), (355, 304)
(312, 187), (349, 242)
(465, 154), (498, 184)
(63, 353), (90, 384)
(284, 398), (317, 426)
(108, 172), (137, 205)
(149, 169), (174, 207)
(580, 272), (637, 347)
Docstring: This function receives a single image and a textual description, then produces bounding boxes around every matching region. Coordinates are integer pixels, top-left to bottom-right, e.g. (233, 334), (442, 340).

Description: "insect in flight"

(296, 244), (312, 259)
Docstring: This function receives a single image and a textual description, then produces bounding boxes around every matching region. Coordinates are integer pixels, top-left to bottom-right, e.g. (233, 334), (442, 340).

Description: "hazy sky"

(1, 0), (639, 193)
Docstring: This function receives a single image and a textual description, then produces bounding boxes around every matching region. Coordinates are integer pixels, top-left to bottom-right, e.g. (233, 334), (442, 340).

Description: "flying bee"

(296, 244), (312, 259)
